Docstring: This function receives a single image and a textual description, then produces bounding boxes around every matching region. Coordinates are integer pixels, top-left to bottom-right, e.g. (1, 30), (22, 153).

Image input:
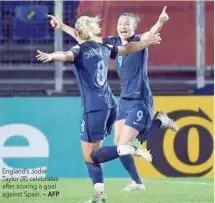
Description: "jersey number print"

(95, 60), (106, 87)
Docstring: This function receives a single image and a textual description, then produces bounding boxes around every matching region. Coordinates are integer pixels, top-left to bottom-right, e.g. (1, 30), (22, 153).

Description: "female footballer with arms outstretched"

(37, 15), (161, 202)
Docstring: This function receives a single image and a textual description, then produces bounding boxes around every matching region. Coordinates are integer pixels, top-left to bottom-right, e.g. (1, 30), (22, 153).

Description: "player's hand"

(47, 15), (63, 29)
(142, 32), (162, 45)
(149, 33), (162, 45)
(158, 6), (169, 24)
(36, 50), (53, 63)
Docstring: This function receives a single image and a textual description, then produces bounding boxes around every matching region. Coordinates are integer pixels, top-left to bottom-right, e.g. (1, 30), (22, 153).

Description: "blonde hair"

(75, 16), (101, 40)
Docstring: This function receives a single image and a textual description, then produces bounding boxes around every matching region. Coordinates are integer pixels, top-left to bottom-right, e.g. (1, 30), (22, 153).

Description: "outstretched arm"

(47, 15), (103, 44)
(47, 15), (80, 42)
(117, 32), (161, 56)
(140, 6), (169, 41)
(36, 50), (74, 63)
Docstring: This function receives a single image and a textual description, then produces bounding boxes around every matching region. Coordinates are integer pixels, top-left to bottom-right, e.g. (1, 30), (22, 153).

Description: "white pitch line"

(144, 179), (213, 186)
(107, 178), (214, 186)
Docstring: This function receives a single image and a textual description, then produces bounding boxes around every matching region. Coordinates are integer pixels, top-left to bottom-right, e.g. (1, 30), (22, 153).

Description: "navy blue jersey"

(71, 41), (118, 113)
(103, 35), (152, 99)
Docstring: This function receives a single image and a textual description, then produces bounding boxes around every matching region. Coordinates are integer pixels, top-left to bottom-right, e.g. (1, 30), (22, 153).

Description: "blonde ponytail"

(75, 16), (101, 40)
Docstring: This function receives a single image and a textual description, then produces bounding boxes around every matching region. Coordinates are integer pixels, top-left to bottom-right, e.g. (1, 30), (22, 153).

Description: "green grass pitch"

(0, 178), (214, 203)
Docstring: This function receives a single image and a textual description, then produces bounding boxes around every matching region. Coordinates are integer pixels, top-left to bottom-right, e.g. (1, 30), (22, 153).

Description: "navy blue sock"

(137, 119), (162, 144)
(152, 119), (162, 129)
(120, 155), (142, 184)
(86, 163), (104, 185)
(91, 146), (119, 164)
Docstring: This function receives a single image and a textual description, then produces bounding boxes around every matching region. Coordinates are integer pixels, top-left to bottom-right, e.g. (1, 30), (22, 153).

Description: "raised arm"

(47, 15), (79, 42)
(117, 32), (161, 56)
(36, 50), (74, 63)
(47, 15), (103, 44)
(140, 6), (169, 41)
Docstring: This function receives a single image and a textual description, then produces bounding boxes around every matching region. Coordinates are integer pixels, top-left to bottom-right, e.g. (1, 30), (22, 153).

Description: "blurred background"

(0, 0), (213, 96)
(0, 0), (214, 185)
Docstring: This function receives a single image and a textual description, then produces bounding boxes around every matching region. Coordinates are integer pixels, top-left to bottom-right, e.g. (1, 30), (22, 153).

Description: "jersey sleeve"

(106, 44), (118, 59)
(70, 45), (80, 58)
(103, 37), (115, 45)
(131, 34), (142, 42)
(136, 34), (142, 40)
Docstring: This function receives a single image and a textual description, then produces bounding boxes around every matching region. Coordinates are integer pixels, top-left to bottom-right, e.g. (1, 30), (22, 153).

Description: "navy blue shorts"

(81, 106), (119, 143)
(116, 96), (154, 133)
